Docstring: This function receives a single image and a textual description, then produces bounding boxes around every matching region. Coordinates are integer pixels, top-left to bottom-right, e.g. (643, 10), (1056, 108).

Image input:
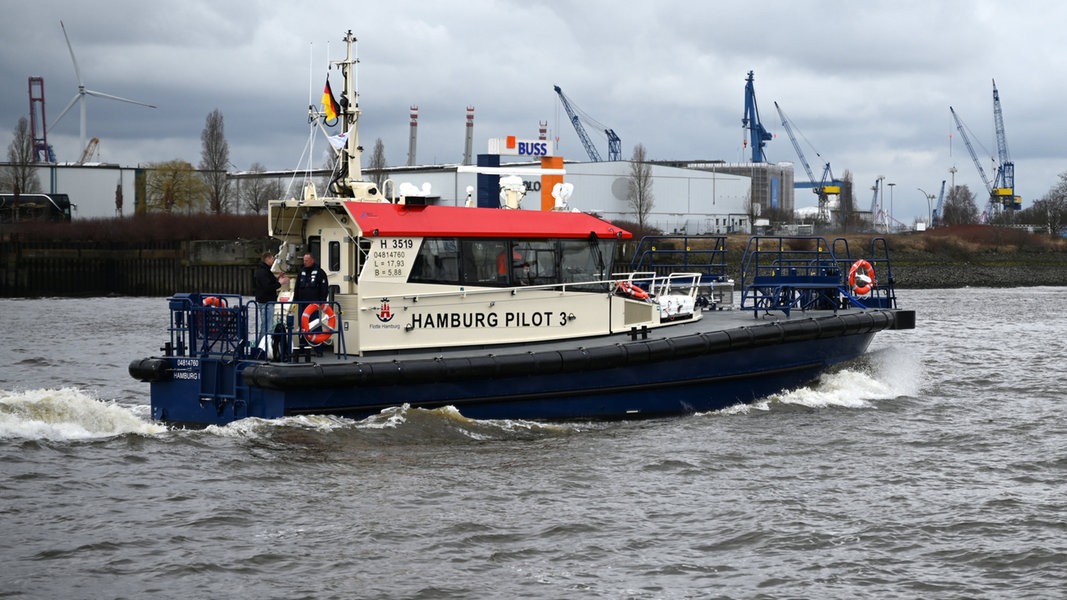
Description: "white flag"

(327, 131), (349, 150)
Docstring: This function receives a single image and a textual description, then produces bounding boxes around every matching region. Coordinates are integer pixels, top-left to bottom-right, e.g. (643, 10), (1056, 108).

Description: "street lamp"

(887, 182), (896, 230)
(918, 187), (934, 225)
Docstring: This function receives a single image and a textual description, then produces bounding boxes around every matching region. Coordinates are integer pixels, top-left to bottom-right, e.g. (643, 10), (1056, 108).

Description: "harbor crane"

(29, 77), (56, 163)
(742, 71), (772, 163)
(773, 101), (840, 223)
(870, 176), (887, 233)
(949, 106), (998, 217)
(949, 80), (1021, 216)
(931, 180), (946, 227)
(553, 85), (621, 161)
(991, 79), (1021, 210)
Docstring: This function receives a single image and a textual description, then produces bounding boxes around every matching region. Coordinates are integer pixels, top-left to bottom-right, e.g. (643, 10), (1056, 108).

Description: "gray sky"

(3, 0), (1065, 222)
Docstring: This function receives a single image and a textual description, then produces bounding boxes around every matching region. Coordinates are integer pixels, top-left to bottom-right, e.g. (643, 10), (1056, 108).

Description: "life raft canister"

(301, 303), (338, 345)
(616, 280), (650, 300)
(848, 259), (876, 295)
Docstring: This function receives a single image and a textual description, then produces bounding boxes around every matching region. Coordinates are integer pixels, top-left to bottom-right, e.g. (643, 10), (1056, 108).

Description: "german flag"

(322, 77), (340, 121)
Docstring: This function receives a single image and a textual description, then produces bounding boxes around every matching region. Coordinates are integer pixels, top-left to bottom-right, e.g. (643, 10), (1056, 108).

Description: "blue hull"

(276, 333), (874, 421)
(135, 310), (908, 426)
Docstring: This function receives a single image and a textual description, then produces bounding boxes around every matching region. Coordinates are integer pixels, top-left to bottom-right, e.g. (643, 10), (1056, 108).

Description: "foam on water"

(720, 345), (923, 414)
(195, 404), (577, 444)
(0, 388), (167, 441)
(202, 413), (357, 438)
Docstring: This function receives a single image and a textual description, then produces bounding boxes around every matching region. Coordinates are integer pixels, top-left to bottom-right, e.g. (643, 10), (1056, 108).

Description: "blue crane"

(773, 101), (840, 222)
(949, 105), (997, 216)
(553, 85), (621, 161)
(931, 180), (946, 227)
(742, 71), (772, 163)
(991, 79), (1021, 210)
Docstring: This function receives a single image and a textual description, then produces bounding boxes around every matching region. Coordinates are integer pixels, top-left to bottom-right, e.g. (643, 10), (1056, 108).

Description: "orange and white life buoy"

(301, 303), (337, 345)
(616, 280), (649, 300)
(848, 259), (876, 295)
(202, 296), (224, 307)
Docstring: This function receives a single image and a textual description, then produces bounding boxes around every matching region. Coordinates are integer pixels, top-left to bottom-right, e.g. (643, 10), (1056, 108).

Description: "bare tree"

(199, 109), (231, 214)
(627, 143), (654, 230)
(837, 170), (856, 232)
(943, 185), (979, 225)
(368, 138), (387, 190)
(241, 162), (282, 214)
(145, 160), (210, 213)
(1027, 171), (1067, 235)
(2, 118), (42, 194)
(743, 190), (759, 230)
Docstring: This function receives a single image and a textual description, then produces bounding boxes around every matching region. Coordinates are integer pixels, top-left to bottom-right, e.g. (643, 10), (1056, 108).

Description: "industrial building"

(14, 157), (798, 237)
(14, 68), (799, 229)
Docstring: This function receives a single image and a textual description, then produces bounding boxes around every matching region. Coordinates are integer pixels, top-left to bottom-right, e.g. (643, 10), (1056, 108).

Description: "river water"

(1, 289), (1064, 599)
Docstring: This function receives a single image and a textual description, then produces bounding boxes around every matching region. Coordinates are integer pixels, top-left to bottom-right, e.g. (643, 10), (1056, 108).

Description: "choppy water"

(1, 289), (1064, 599)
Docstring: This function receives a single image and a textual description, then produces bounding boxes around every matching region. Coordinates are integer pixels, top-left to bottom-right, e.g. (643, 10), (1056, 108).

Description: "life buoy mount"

(301, 303), (338, 345)
(848, 259), (876, 295)
(615, 280), (650, 300)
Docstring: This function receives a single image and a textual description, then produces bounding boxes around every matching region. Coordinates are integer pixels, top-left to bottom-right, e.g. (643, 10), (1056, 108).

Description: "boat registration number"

(369, 238), (415, 279)
(173, 358), (200, 380)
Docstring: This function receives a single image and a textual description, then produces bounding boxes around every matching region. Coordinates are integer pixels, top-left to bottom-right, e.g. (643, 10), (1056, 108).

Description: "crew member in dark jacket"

(293, 253), (329, 303)
(253, 251), (288, 345)
(254, 252), (285, 303)
(294, 253), (331, 354)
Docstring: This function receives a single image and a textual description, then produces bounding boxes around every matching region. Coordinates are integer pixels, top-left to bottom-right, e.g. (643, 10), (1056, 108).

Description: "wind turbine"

(49, 21), (156, 157)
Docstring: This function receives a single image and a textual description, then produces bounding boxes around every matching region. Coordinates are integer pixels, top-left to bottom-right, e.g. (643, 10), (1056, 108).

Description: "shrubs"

(923, 225), (1065, 253)
(7, 213), (265, 242)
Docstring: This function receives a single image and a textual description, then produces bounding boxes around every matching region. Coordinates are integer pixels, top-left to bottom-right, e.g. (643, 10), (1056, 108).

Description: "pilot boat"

(130, 31), (914, 426)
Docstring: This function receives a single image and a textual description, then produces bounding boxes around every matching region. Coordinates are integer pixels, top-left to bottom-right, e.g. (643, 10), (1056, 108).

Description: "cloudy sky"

(3, 0), (1065, 221)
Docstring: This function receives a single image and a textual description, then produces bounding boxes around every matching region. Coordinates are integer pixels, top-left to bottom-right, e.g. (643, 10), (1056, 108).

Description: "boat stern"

(130, 356), (286, 426)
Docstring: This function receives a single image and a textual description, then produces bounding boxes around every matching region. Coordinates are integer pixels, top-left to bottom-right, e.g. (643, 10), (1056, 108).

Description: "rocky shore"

(886, 250), (1067, 289)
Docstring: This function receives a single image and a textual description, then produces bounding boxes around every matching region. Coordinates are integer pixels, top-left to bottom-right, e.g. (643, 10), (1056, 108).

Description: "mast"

(336, 30), (362, 188)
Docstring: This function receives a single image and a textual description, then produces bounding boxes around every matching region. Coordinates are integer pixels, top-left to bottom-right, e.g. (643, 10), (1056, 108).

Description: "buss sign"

(488, 136), (554, 157)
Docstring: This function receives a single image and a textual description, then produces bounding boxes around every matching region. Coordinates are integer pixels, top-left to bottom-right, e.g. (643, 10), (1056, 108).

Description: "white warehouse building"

(16, 154), (788, 237)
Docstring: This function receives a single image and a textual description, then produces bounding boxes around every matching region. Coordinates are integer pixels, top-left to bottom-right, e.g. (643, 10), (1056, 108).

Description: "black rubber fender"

(129, 358), (171, 382)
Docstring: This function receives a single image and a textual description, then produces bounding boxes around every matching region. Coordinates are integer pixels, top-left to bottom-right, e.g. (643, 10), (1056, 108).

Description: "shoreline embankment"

(883, 249), (1067, 289)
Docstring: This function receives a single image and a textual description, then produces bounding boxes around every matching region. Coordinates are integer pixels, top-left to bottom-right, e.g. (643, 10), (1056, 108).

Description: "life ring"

(202, 296), (224, 307)
(616, 280), (649, 300)
(301, 303), (337, 345)
(848, 259), (876, 295)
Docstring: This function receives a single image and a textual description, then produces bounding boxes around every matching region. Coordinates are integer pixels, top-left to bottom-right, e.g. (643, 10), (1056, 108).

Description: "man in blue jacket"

(293, 252), (331, 355)
(294, 253), (329, 303)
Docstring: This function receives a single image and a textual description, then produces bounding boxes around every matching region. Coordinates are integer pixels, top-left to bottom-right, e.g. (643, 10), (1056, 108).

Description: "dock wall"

(0, 238), (273, 298)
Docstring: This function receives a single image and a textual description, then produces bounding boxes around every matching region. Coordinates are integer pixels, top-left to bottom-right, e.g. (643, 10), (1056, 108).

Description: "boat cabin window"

(461, 240), (508, 285)
(512, 241), (556, 286)
(409, 239), (460, 284)
(561, 239), (612, 284)
(357, 238), (372, 276)
(408, 237), (617, 287)
(328, 241), (341, 272)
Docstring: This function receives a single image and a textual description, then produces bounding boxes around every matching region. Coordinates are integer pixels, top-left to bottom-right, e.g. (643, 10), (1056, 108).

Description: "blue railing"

(164, 293), (346, 362)
(739, 236), (899, 316)
(628, 235), (731, 285)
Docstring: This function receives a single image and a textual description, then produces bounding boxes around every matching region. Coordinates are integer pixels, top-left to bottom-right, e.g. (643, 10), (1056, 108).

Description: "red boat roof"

(342, 201), (632, 239)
